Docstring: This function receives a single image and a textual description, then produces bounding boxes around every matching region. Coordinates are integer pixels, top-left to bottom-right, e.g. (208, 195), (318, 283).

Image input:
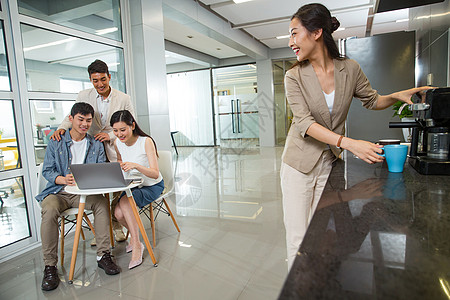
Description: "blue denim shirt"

(35, 130), (106, 202)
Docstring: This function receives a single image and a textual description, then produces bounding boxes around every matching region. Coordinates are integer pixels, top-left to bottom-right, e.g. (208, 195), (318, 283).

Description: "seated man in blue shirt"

(36, 102), (120, 291)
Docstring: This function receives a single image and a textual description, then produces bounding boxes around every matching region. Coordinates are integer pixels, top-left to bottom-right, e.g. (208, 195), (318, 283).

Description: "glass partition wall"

(213, 64), (259, 149)
(167, 69), (214, 146)
(18, 0), (122, 41)
(20, 23), (125, 164)
(273, 59), (296, 146)
(0, 0), (128, 260)
(0, 3), (30, 253)
(167, 64), (260, 148)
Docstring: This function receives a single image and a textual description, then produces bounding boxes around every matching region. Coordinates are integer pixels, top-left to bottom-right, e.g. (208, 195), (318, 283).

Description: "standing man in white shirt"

(51, 59), (135, 243)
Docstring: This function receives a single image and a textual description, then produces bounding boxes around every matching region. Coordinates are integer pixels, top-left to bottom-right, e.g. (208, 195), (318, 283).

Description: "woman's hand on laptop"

(120, 162), (137, 172)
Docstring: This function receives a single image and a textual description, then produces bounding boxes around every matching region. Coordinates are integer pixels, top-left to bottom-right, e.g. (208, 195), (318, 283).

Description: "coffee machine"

(389, 87), (450, 175)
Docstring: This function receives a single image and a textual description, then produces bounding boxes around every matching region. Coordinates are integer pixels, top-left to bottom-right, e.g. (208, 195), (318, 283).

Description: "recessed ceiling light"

(396, 18), (409, 23)
(217, 48), (221, 50)
(233, 0), (253, 3)
(187, 35), (193, 38)
(23, 37), (77, 52)
(276, 35), (290, 39)
(335, 27), (345, 32)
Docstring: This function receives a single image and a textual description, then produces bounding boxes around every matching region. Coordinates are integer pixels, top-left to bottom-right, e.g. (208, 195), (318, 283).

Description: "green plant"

(392, 101), (413, 119)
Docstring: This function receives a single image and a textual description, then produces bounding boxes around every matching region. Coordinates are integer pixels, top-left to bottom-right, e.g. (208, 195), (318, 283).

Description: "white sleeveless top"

(323, 90), (335, 114)
(115, 136), (163, 186)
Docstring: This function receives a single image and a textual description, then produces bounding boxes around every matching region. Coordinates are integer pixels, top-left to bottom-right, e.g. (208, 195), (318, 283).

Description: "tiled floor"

(0, 146), (288, 300)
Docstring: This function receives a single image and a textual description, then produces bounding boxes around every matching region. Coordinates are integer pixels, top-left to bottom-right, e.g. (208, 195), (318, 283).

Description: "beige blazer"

(58, 87), (135, 161)
(282, 58), (379, 174)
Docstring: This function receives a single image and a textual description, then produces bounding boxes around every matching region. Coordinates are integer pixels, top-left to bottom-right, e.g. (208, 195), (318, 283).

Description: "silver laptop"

(70, 162), (133, 190)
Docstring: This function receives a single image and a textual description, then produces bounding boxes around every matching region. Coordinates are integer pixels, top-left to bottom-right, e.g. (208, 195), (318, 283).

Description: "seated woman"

(110, 110), (164, 269)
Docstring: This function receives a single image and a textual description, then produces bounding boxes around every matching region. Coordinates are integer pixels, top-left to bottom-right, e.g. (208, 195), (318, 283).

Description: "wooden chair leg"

(83, 212), (95, 235)
(163, 199), (180, 232)
(149, 204), (156, 246)
(125, 230), (130, 240)
(75, 214), (86, 240)
(80, 227), (86, 240)
(60, 216), (65, 267)
(69, 202), (85, 283)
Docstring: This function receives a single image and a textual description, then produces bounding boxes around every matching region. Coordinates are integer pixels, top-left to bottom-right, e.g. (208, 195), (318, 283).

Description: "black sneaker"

(98, 252), (121, 275)
(41, 265), (60, 291)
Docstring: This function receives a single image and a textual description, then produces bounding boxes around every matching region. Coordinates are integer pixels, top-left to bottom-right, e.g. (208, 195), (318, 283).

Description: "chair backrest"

(157, 150), (174, 194)
(36, 163), (48, 195)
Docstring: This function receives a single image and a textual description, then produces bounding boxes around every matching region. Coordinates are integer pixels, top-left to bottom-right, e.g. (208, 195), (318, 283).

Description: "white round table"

(64, 182), (158, 283)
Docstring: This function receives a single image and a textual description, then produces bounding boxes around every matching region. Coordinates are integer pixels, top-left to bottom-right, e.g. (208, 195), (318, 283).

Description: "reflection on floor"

(219, 138), (259, 152)
(0, 147), (287, 300)
(0, 178), (30, 248)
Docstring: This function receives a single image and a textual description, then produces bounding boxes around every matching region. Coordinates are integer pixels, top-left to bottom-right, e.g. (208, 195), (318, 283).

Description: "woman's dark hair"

(110, 110), (158, 157)
(71, 102), (94, 117)
(291, 3), (344, 64)
(88, 59), (109, 76)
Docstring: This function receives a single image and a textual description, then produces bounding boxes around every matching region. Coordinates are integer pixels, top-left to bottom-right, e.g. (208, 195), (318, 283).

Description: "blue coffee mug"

(379, 144), (408, 172)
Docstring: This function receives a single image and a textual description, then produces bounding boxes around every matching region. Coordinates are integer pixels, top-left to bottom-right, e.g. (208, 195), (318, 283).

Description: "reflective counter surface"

(279, 152), (450, 299)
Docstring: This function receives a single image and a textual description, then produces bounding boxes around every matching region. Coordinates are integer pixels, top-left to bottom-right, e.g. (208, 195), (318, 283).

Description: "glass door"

(167, 69), (214, 146)
(212, 64), (259, 149)
(273, 59), (296, 146)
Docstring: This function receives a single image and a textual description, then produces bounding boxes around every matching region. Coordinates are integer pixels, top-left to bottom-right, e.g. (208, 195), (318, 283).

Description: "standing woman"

(110, 110), (164, 269)
(281, 3), (430, 269)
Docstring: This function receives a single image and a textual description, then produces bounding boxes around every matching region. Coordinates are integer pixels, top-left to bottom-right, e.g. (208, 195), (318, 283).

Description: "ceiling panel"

(333, 26), (367, 40)
(372, 22), (409, 35)
(201, 0), (231, 4)
(260, 38), (290, 49)
(372, 8), (409, 36)
(163, 18), (244, 59)
(165, 51), (211, 66)
(334, 9), (370, 28)
(163, 0), (424, 67)
(261, 26), (366, 48)
(208, 0), (372, 25)
(373, 8), (409, 23)
(245, 21), (290, 40)
(243, 8), (370, 48)
(165, 52), (192, 65)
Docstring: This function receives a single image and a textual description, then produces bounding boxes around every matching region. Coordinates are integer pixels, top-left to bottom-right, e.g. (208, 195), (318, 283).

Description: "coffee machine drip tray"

(409, 156), (450, 175)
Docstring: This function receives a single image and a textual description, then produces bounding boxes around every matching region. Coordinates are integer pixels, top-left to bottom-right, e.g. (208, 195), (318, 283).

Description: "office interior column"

(129, 0), (171, 150)
(257, 59), (276, 147)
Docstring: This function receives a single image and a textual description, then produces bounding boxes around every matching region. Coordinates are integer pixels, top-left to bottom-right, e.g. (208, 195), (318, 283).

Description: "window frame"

(0, 0), (133, 261)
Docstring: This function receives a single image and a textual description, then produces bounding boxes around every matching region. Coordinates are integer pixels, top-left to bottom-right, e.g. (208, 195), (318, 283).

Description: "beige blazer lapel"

(331, 60), (347, 128)
(301, 63), (332, 129)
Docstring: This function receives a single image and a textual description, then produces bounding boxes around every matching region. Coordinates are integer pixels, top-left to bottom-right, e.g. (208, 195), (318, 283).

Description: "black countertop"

(279, 153), (450, 299)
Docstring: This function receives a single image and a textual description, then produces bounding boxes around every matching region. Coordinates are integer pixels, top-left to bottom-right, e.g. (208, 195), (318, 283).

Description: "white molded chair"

(36, 164), (96, 266)
(137, 150), (180, 246)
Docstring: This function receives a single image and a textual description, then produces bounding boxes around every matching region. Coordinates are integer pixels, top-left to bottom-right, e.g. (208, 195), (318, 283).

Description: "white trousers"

(280, 150), (334, 269)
